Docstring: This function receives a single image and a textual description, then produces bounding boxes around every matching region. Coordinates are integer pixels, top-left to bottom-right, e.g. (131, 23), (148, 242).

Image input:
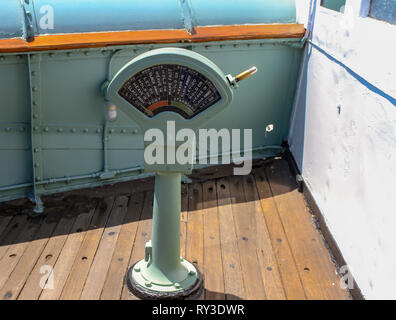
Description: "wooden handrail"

(0, 24), (305, 53)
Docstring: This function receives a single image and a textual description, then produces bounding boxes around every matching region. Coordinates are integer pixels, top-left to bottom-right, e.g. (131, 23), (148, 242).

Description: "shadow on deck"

(0, 158), (352, 300)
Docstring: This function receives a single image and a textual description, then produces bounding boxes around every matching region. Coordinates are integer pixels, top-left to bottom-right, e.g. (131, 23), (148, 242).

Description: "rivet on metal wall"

(20, 127), (25, 132)
(34, 163), (39, 168)
(109, 129), (115, 134)
(71, 128), (76, 133)
(83, 128), (89, 133)
(33, 114), (38, 119)
(96, 128), (101, 133)
(34, 126), (39, 131)
(32, 87), (37, 92)
(34, 148), (39, 153)
(49, 53), (55, 57)
(132, 129), (138, 134)
(0, 57), (4, 61)
(57, 128), (63, 132)
(5, 127), (10, 132)
(67, 52), (72, 57)
(121, 129), (126, 134)
(84, 51), (89, 56)
(31, 71), (36, 76)
(33, 101), (37, 106)
(44, 127), (49, 132)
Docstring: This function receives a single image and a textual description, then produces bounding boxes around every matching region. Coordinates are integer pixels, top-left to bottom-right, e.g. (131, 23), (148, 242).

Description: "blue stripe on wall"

(309, 40), (396, 107)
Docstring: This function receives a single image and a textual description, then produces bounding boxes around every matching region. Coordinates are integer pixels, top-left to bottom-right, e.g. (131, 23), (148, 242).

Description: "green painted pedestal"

(126, 172), (203, 299)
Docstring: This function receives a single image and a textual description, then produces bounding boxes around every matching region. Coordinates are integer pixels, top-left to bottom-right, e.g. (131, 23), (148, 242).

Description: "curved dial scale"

(118, 64), (222, 119)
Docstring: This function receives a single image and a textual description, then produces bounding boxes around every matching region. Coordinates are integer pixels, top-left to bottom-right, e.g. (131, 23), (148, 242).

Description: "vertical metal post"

(28, 53), (44, 213)
(151, 172), (182, 276)
(126, 172), (202, 299)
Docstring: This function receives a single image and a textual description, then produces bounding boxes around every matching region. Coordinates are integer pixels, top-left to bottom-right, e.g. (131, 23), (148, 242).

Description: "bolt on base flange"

(125, 260), (204, 300)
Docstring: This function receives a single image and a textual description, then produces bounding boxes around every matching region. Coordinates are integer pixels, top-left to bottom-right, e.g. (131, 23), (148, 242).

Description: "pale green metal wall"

(0, 40), (302, 203)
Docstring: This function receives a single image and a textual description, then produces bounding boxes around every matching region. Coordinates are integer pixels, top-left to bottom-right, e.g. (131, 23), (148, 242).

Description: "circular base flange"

(126, 261), (204, 300)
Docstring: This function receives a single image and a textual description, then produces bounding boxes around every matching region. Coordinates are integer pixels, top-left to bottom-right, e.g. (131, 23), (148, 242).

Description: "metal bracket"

(225, 74), (239, 89)
(181, 174), (192, 184)
(296, 174), (304, 193)
(179, 0), (195, 35)
(144, 240), (152, 263)
(100, 171), (116, 180)
(21, 0), (37, 42)
(28, 192), (43, 216)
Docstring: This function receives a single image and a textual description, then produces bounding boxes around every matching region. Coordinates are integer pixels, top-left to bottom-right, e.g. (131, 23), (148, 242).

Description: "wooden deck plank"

(0, 209), (61, 300)
(17, 210), (81, 300)
(39, 205), (97, 300)
(0, 214), (32, 261)
(0, 215), (14, 241)
(228, 175), (266, 300)
(80, 196), (129, 300)
(216, 178), (245, 300)
(121, 191), (153, 300)
(202, 180), (225, 300)
(252, 167), (307, 300)
(180, 184), (188, 259)
(265, 159), (351, 300)
(0, 158), (351, 301)
(242, 175), (286, 300)
(186, 183), (204, 300)
(100, 193), (145, 300)
(59, 197), (114, 300)
(0, 216), (43, 291)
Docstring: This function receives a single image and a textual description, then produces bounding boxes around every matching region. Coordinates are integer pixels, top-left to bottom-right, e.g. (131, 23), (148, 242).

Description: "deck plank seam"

(96, 200), (126, 300)
(38, 203), (99, 300)
(120, 190), (153, 300)
(80, 196), (128, 300)
(262, 168), (308, 300)
(230, 176), (267, 300)
(219, 177), (246, 300)
(251, 172), (289, 300)
(0, 215), (48, 293)
(13, 211), (65, 300)
(60, 198), (115, 300)
(245, 173), (287, 300)
(210, 180), (227, 300)
(83, 197), (120, 300)
(17, 213), (79, 300)
(100, 193), (145, 300)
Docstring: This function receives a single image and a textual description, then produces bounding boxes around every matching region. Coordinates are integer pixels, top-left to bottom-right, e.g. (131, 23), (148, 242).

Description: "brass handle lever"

(235, 66), (258, 82)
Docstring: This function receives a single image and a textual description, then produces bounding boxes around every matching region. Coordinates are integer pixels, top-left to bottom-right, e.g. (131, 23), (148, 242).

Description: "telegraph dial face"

(107, 48), (233, 131)
(118, 64), (222, 119)
(106, 48), (234, 173)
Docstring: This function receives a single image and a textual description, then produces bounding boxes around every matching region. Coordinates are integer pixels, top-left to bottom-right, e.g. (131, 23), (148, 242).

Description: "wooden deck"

(0, 158), (351, 300)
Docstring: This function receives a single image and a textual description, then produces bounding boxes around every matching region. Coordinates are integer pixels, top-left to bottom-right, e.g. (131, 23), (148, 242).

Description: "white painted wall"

(289, 0), (396, 299)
